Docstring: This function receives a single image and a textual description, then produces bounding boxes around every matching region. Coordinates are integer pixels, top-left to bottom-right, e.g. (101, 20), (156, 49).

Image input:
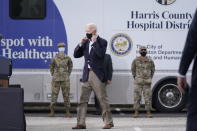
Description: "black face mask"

(140, 52), (147, 57)
(86, 33), (92, 39)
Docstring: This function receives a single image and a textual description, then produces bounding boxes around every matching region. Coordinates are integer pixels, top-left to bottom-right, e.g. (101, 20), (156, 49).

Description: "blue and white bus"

(0, 0), (196, 112)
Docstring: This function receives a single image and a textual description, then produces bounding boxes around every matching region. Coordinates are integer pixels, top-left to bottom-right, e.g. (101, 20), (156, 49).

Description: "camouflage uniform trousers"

(133, 83), (152, 111)
(51, 80), (70, 111)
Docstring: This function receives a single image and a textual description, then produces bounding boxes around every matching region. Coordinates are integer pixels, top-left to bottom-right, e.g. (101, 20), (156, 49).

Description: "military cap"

(57, 43), (65, 47)
(140, 46), (147, 51)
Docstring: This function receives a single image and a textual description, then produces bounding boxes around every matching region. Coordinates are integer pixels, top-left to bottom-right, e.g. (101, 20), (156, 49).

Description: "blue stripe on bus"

(0, 0), (67, 68)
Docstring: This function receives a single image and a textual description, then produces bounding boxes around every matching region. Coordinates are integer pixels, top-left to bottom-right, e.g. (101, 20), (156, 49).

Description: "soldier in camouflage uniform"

(49, 43), (73, 117)
(131, 46), (155, 118)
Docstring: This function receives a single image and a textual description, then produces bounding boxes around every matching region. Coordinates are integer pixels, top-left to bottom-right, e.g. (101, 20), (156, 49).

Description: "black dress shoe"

(72, 125), (86, 129)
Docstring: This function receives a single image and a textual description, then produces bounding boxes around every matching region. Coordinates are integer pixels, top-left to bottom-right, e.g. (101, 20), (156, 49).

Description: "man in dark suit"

(94, 54), (113, 115)
(72, 23), (114, 129)
(177, 9), (197, 131)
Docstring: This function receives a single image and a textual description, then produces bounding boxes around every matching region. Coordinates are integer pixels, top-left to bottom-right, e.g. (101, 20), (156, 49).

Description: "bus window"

(10, 0), (46, 19)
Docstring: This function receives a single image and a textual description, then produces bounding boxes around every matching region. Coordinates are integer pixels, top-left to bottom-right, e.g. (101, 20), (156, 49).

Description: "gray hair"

(86, 23), (97, 32)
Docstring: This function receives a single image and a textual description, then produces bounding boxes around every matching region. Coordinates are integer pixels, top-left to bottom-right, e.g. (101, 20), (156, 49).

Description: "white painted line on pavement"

(134, 127), (143, 131)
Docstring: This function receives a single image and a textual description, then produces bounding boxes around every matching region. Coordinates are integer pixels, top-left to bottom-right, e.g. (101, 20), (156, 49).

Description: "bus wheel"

(153, 79), (187, 112)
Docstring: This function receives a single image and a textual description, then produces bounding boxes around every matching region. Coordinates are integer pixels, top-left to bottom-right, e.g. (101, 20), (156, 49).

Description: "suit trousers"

(77, 70), (113, 126)
(186, 86), (197, 131)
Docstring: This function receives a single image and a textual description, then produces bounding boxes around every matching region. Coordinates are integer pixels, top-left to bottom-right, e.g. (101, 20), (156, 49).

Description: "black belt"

(88, 68), (93, 71)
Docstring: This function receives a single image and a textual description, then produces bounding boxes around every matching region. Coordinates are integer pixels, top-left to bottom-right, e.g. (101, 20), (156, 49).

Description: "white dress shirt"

(88, 41), (93, 68)
(79, 35), (98, 68)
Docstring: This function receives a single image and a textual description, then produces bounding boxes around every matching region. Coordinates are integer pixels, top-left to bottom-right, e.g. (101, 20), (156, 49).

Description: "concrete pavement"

(26, 114), (186, 131)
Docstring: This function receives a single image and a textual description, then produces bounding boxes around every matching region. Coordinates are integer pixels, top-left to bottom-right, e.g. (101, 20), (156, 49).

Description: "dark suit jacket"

(104, 54), (113, 81)
(179, 9), (197, 86)
(74, 36), (107, 82)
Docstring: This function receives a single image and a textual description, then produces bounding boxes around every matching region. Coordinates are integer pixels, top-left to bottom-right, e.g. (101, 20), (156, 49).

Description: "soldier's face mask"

(140, 52), (147, 56)
(140, 49), (147, 56)
(58, 47), (65, 52)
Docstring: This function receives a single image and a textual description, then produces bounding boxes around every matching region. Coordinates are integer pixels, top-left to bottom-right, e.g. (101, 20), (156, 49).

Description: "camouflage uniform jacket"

(131, 56), (155, 84)
(50, 54), (73, 81)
